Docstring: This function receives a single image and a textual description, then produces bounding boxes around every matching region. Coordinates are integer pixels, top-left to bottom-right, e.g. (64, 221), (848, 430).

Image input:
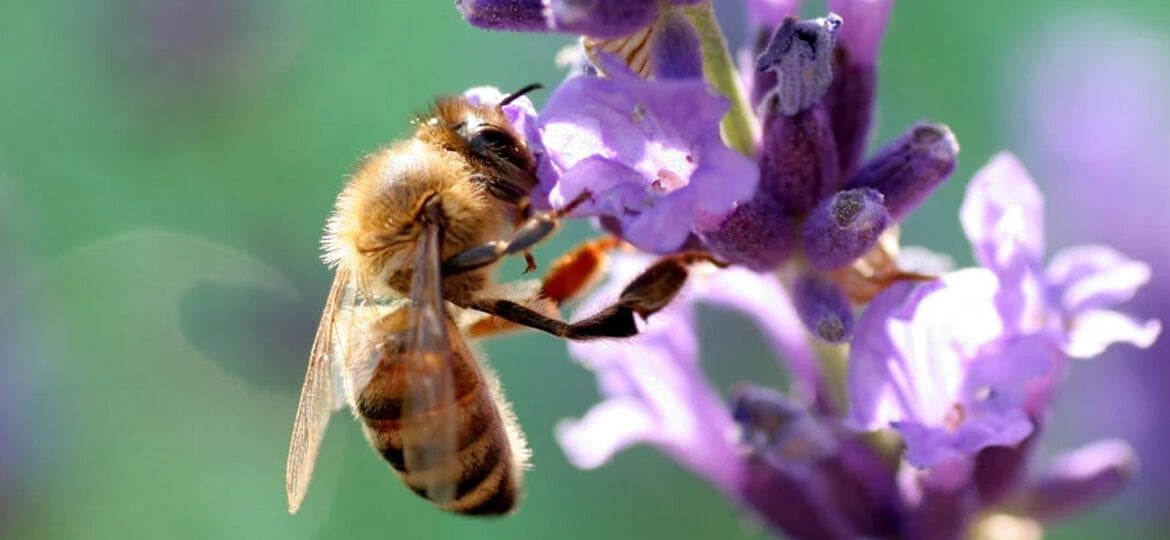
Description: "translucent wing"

(285, 266), (354, 513)
(401, 214), (460, 504)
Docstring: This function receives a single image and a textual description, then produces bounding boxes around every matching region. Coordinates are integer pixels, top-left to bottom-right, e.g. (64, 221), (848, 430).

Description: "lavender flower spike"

(456, 0), (658, 39)
(537, 56), (759, 253)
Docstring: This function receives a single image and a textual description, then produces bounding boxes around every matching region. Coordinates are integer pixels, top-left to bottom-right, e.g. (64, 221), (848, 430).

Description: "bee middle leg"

(441, 191), (592, 277)
(462, 251), (718, 340)
(467, 236), (621, 338)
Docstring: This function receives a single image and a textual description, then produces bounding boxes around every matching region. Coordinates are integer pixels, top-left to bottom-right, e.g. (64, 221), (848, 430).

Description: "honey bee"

(285, 84), (717, 516)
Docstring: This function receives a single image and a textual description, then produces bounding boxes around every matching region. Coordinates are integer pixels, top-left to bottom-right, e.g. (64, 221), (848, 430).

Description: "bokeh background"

(1, 1), (1167, 538)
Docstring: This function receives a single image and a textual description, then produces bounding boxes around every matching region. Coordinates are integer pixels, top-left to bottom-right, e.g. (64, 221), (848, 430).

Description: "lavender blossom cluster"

(456, 1), (1160, 538)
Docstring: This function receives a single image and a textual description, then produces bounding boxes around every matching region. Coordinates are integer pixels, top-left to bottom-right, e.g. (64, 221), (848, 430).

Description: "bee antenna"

(499, 83), (543, 107)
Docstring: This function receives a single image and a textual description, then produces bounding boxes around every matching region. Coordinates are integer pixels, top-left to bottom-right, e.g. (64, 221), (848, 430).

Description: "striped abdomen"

(348, 314), (526, 515)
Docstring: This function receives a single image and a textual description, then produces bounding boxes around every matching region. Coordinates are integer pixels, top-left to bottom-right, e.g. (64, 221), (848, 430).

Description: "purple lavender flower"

(536, 56), (759, 252)
(847, 151), (1159, 474)
(453, 2), (1161, 538)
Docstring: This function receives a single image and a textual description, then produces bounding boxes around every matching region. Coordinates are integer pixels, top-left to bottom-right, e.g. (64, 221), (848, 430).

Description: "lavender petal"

(959, 152), (1045, 272)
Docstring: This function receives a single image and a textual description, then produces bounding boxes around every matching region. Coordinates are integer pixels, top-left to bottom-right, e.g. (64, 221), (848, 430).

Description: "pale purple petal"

(1065, 309), (1161, 359)
(1045, 244), (1152, 314)
(895, 408), (1033, 469)
(826, 0), (895, 66)
(846, 269), (1004, 431)
(959, 152), (1046, 273)
(846, 268), (1055, 468)
(556, 397), (656, 469)
(558, 254), (746, 491)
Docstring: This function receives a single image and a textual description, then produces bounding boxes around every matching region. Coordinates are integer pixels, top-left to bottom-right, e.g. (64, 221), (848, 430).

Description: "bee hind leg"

(463, 251), (719, 340)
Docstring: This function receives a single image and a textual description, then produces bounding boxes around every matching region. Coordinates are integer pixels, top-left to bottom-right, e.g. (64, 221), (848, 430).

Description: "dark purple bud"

(1008, 440), (1136, 523)
(700, 196), (798, 271)
(793, 273), (854, 343)
(824, 53), (877, 179)
(758, 100), (840, 216)
(847, 122), (959, 221)
(802, 188), (890, 270)
(549, 0), (659, 39)
(756, 14), (842, 115)
(650, 9), (702, 79)
(455, 0), (549, 32)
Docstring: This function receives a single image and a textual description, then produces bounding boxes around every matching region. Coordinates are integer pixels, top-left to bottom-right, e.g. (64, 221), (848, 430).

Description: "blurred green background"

(2, 1), (1167, 539)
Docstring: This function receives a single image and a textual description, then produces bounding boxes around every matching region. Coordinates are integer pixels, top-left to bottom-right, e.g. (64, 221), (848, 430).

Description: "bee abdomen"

(363, 381), (520, 515)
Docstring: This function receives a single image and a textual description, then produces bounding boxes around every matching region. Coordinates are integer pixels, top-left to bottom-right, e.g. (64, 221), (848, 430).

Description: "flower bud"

(756, 14), (842, 115)
(701, 196), (798, 271)
(847, 122), (959, 221)
(802, 188), (890, 270)
(455, 0), (549, 32)
(793, 273), (854, 342)
(758, 99), (840, 216)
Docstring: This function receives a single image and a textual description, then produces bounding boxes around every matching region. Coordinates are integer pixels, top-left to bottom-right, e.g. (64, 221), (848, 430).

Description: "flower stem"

(681, 1), (757, 156)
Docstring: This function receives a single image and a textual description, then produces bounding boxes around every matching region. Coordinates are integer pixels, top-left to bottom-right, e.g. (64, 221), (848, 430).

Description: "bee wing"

(401, 216), (460, 505)
(285, 266), (355, 514)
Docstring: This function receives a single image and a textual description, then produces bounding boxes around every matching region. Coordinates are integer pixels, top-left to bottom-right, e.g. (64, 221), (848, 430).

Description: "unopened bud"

(847, 122), (959, 221)
(756, 14), (843, 115)
(803, 188), (890, 270)
(793, 273), (854, 342)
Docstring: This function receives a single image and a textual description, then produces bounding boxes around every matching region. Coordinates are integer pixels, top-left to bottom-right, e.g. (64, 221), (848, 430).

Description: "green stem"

(681, 1), (757, 156)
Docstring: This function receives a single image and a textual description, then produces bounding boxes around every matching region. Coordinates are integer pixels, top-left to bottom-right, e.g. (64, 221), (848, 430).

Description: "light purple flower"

(959, 153), (1161, 357)
(536, 58), (759, 252)
(556, 253), (818, 489)
(847, 152), (1160, 472)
